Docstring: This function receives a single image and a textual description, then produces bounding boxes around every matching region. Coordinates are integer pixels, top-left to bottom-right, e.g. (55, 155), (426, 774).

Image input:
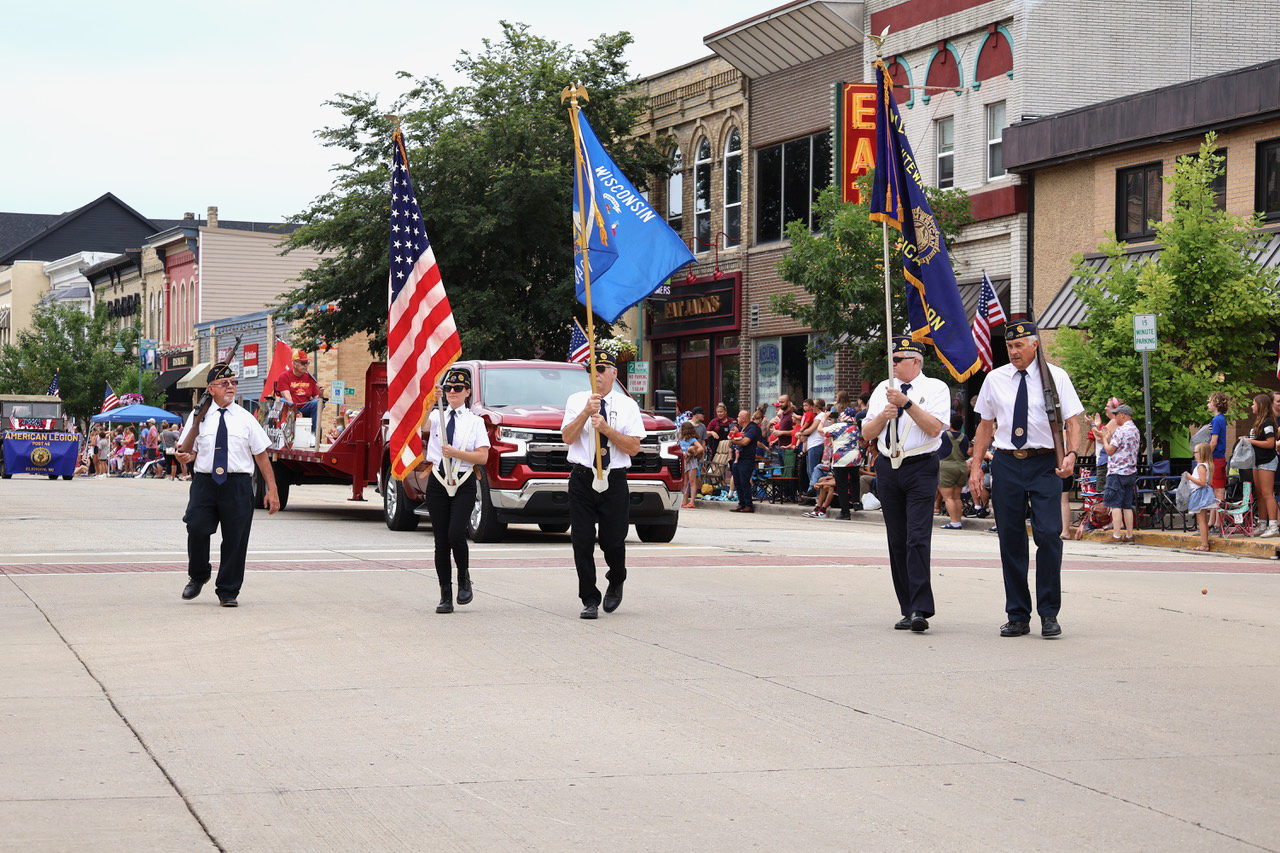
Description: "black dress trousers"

(875, 452), (939, 618)
(183, 472), (255, 595)
(990, 451), (1063, 620)
(567, 465), (630, 606)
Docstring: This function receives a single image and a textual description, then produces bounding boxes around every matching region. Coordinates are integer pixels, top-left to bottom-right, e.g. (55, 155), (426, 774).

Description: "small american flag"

(567, 318), (590, 364)
(971, 273), (1007, 372)
(386, 128), (461, 481)
(46, 371), (60, 397)
(101, 383), (120, 413)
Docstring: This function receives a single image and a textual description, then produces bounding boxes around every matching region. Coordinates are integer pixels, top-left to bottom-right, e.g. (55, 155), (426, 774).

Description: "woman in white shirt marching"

(423, 368), (492, 613)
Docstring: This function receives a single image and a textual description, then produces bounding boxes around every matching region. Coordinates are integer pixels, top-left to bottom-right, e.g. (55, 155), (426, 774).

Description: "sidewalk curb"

(691, 496), (1280, 560)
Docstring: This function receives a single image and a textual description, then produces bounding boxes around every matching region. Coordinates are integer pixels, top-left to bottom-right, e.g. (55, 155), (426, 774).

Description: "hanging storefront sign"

(835, 82), (878, 204)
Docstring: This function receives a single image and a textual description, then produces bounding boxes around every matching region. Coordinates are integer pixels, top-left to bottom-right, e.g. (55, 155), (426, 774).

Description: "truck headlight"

(499, 428), (535, 441)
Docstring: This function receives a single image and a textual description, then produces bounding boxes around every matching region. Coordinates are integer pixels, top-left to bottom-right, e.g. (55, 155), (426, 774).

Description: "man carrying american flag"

(971, 272), (1008, 372)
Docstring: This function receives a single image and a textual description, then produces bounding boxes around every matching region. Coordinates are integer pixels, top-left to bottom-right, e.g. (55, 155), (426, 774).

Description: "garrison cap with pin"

(206, 362), (235, 384)
(892, 336), (926, 356)
(441, 367), (471, 388)
(1005, 321), (1039, 340)
(592, 351), (617, 370)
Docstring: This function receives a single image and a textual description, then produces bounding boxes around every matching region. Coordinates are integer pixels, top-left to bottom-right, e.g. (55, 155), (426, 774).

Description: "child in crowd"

(678, 421), (704, 509)
(1185, 442), (1217, 551)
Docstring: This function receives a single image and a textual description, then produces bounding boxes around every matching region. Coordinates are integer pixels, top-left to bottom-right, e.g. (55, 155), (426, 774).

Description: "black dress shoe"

(838, 512), (851, 520)
(910, 611), (929, 632)
(181, 578), (207, 600)
(602, 582), (623, 613)
(456, 571), (473, 605)
(894, 616), (912, 630)
(217, 594), (238, 607)
(1000, 620), (1030, 637)
(580, 604), (598, 619)
(1041, 617), (1062, 637)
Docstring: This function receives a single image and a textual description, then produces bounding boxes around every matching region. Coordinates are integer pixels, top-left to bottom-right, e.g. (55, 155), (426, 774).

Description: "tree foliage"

(1054, 135), (1280, 438)
(771, 173), (972, 385)
(0, 304), (159, 426)
(277, 23), (670, 359)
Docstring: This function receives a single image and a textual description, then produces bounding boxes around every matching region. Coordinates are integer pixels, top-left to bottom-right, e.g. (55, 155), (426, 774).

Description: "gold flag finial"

(560, 83), (589, 108)
(868, 26), (891, 58)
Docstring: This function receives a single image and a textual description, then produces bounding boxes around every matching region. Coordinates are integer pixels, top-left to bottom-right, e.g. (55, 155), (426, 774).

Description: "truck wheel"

(635, 523), (678, 543)
(276, 479), (290, 511)
(383, 470), (420, 531)
(538, 523), (570, 534)
(48, 474), (58, 480)
(468, 474), (507, 543)
(253, 470), (267, 509)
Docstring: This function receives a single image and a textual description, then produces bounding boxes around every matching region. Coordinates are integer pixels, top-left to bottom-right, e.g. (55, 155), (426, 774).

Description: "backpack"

(939, 429), (965, 465)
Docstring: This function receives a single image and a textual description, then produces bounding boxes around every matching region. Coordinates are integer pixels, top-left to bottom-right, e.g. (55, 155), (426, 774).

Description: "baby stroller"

(1218, 481), (1255, 538)
(1073, 468), (1113, 538)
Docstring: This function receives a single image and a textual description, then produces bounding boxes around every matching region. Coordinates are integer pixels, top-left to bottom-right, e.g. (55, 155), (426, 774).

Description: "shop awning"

(154, 368), (189, 393)
(176, 362), (213, 390)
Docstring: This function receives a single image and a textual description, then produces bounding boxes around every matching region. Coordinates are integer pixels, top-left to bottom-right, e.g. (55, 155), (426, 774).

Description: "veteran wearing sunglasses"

(423, 368), (491, 614)
(861, 337), (950, 634)
(561, 351), (644, 620)
(175, 362), (280, 608)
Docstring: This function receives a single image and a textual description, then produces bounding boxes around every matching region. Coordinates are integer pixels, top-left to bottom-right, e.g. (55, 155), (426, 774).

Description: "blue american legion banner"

(2, 432), (79, 477)
(868, 59), (980, 382)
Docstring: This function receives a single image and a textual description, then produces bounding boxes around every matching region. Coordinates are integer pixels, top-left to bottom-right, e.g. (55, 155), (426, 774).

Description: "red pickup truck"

(260, 359), (683, 543)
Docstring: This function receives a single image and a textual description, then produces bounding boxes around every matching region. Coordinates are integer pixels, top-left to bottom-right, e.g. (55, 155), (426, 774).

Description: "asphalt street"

(2, 476), (1277, 851)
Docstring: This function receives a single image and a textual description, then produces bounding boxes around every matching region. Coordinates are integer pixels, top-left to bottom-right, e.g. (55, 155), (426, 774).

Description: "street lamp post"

(113, 326), (143, 399)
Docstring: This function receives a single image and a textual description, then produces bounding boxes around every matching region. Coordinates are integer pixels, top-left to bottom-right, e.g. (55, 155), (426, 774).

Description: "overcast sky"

(4, 1), (758, 223)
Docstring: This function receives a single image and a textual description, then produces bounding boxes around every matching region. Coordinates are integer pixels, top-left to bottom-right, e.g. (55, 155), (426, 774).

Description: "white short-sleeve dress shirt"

(866, 373), (952, 458)
(974, 358), (1084, 450)
(179, 403), (270, 475)
(424, 405), (491, 472)
(562, 387), (645, 469)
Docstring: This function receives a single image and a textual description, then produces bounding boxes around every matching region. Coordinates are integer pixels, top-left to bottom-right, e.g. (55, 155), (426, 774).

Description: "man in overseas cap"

(861, 335), (951, 633)
(561, 349), (644, 619)
(273, 347), (324, 435)
(969, 320), (1084, 638)
(176, 362), (280, 607)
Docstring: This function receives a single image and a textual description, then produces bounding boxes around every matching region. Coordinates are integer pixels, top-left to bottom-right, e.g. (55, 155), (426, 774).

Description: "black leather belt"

(997, 448), (1055, 459)
(571, 463), (623, 476)
(194, 471), (251, 478)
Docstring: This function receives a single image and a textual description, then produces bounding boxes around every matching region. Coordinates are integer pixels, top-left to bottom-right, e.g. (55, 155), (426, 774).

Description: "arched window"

(694, 137), (712, 253)
(178, 282), (187, 343)
(923, 44), (963, 104)
(974, 27), (1013, 87)
(723, 128), (742, 249)
(188, 278), (197, 337)
(667, 146), (684, 234)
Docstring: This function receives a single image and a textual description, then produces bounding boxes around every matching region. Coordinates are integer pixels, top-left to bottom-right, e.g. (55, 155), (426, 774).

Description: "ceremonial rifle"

(1032, 322), (1066, 468)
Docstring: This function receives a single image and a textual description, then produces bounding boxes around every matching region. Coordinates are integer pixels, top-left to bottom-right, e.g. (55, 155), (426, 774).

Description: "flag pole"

(563, 82), (609, 491)
(870, 32), (903, 467)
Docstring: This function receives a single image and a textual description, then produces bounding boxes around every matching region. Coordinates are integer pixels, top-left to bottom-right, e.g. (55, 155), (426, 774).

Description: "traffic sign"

(1133, 314), (1157, 351)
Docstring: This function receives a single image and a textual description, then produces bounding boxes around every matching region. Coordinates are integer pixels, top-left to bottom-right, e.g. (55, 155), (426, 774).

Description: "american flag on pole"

(46, 371), (60, 397)
(386, 128), (461, 481)
(567, 318), (590, 364)
(971, 273), (1008, 372)
(101, 382), (120, 413)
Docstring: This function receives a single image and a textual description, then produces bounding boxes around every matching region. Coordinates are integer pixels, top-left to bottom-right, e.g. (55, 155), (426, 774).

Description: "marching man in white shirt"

(862, 337), (951, 633)
(561, 351), (644, 620)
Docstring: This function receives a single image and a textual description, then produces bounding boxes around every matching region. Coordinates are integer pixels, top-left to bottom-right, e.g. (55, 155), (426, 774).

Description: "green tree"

(277, 22), (670, 359)
(0, 304), (156, 426)
(1054, 134), (1280, 438)
(771, 173), (972, 385)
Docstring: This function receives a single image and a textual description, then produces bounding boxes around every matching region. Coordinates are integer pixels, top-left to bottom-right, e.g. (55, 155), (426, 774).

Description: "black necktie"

(598, 398), (610, 468)
(212, 408), (229, 483)
(896, 383), (912, 421)
(1012, 370), (1028, 448)
(446, 409), (456, 446)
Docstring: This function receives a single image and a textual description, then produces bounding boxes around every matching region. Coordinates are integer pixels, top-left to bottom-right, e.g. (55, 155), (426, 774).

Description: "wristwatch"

(902, 399), (914, 411)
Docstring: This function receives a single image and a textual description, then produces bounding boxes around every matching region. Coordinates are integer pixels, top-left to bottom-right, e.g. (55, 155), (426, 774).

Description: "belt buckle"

(1013, 449), (1030, 460)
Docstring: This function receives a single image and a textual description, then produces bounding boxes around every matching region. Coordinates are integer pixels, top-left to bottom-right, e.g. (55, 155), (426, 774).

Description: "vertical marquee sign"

(835, 82), (878, 204)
